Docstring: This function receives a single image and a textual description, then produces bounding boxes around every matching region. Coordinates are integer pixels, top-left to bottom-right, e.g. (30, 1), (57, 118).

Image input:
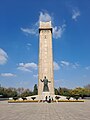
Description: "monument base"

(42, 92), (51, 100)
(26, 94), (67, 101)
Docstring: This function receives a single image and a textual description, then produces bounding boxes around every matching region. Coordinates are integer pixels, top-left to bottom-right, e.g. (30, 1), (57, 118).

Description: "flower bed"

(8, 100), (39, 103)
(57, 100), (84, 102)
(8, 99), (84, 103)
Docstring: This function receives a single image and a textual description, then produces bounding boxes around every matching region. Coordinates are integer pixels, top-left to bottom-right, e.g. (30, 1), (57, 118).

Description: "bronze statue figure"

(40, 76), (51, 92)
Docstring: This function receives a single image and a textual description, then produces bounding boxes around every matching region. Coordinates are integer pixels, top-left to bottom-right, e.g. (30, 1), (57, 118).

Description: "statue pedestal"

(42, 92), (51, 100)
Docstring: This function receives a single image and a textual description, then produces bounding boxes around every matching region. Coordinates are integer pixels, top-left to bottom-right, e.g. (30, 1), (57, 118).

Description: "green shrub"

(13, 97), (18, 100)
(66, 96), (71, 100)
(31, 97), (36, 100)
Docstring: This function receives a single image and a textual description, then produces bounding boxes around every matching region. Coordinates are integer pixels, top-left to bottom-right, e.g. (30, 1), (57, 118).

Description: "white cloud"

(33, 74), (38, 78)
(17, 66), (31, 72)
(53, 24), (66, 39)
(17, 62), (38, 72)
(60, 60), (79, 69)
(0, 48), (8, 65)
(26, 43), (32, 50)
(61, 61), (70, 67)
(72, 63), (79, 69)
(85, 66), (90, 70)
(53, 61), (60, 70)
(0, 73), (16, 77)
(21, 28), (38, 36)
(21, 11), (65, 39)
(72, 9), (80, 21)
(39, 12), (52, 22)
(22, 63), (37, 69)
(27, 43), (32, 46)
(83, 75), (87, 78)
(54, 79), (64, 83)
(20, 11), (52, 36)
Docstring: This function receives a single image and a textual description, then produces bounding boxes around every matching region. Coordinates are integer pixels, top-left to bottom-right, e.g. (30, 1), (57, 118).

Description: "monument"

(9, 21), (74, 102)
(26, 21), (67, 101)
(38, 21), (54, 98)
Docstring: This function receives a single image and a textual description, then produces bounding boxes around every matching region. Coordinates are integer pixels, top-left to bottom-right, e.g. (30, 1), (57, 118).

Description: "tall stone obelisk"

(38, 21), (54, 96)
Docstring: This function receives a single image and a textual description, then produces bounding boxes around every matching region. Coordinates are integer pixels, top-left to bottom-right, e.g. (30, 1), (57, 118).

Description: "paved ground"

(0, 101), (90, 120)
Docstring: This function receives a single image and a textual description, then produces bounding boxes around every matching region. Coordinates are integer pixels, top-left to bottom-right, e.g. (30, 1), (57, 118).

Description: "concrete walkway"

(0, 101), (90, 120)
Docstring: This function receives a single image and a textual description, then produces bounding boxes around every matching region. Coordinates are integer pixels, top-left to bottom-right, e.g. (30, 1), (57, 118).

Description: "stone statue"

(40, 76), (51, 92)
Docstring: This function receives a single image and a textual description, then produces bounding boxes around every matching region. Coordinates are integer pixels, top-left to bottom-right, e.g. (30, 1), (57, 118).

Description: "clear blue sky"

(0, 0), (90, 89)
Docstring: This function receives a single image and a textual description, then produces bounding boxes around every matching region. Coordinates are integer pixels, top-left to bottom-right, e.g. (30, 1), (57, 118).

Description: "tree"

(33, 84), (38, 95)
(0, 87), (18, 98)
(0, 87), (7, 98)
(6, 88), (17, 97)
(20, 89), (32, 97)
(54, 88), (59, 95)
(70, 87), (90, 99)
(17, 87), (25, 95)
(58, 87), (71, 96)
(84, 84), (90, 89)
(70, 87), (81, 97)
(58, 87), (63, 95)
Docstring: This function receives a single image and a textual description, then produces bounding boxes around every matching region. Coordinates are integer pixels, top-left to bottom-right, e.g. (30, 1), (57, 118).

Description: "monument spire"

(38, 21), (54, 96)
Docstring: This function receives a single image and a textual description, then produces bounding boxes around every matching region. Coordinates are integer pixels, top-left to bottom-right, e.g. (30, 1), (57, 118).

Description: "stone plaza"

(0, 100), (90, 120)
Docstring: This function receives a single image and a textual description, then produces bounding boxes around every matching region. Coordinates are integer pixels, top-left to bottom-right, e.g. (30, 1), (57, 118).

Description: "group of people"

(45, 96), (53, 103)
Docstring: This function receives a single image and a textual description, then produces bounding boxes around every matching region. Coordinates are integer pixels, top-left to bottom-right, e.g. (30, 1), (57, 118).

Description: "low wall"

(0, 98), (9, 101)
